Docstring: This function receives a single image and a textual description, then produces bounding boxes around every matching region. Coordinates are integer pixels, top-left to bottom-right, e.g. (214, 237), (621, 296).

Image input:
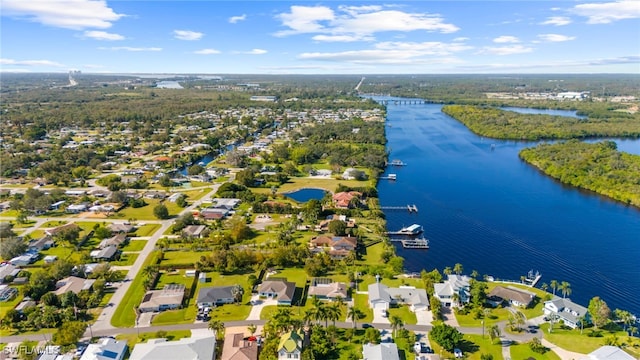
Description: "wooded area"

(519, 140), (640, 207)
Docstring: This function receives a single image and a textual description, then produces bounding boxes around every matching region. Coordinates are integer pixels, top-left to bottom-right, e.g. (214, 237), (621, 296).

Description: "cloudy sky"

(1, 0), (638, 74)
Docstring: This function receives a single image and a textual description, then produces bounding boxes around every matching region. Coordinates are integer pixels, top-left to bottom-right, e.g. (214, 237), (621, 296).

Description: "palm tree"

(560, 281), (571, 298)
(231, 285), (244, 304)
(208, 319), (225, 340)
(326, 303), (342, 327)
(248, 323), (257, 336)
(272, 307), (293, 334)
(550, 280), (558, 296)
(347, 306), (365, 329)
(488, 324), (501, 343)
(333, 296), (345, 309)
(390, 315), (404, 338)
(452, 293), (460, 307)
(540, 283), (549, 293)
(471, 270), (479, 279)
(511, 310), (526, 331)
(444, 266), (452, 276)
(303, 309), (316, 327)
(453, 263), (464, 276)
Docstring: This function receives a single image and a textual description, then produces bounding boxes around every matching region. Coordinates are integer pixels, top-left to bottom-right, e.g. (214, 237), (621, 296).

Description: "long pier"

(380, 204), (418, 213)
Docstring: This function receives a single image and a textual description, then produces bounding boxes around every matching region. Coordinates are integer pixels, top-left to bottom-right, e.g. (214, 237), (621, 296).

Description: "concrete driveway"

(372, 308), (390, 324)
(246, 296), (277, 321)
(415, 309), (433, 326)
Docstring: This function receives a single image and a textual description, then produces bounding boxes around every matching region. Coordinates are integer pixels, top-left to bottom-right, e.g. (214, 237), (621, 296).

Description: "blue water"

(286, 188), (327, 203)
(179, 153), (217, 175)
(376, 99), (640, 316)
(501, 106), (586, 119)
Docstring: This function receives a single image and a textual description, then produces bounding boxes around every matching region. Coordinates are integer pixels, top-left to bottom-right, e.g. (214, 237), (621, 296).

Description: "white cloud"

(229, 14), (246, 23)
(479, 45), (534, 55)
(194, 49), (220, 55)
(83, 30), (124, 41)
(1, 0), (124, 29)
(572, 1), (640, 24)
(298, 40), (471, 64)
(275, 5), (459, 40)
(493, 36), (520, 43)
(235, 49), (267, 55)
(537, 34), (576, 42)
(312, 34), (374, 42)
(453, 37), (470, 42)
(173, 30), (203, 41)
(0, 58), (64, 67)
(540, 16), (572, 26)
(99, 47), (162, 51)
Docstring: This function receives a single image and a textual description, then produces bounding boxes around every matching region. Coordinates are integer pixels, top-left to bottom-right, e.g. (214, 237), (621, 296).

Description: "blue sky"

(1, 1), (639, 74)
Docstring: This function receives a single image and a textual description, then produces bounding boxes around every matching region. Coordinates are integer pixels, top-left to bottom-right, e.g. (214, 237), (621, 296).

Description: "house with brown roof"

(139, 284), (186, 312)
(332, 191), (361, 209)
(99, 233), (127, 249)
(310, 235), (357, 259)
(258, 279), (296, 305)
(221, 333), (258, 360)
(183, 225), (208, 238)
(54, 276), (95, 295)
(108, 223), (135, 234)
(308, 278), (348, 301)
(487, 286), (536, 308)
(45, 223), (80, 237)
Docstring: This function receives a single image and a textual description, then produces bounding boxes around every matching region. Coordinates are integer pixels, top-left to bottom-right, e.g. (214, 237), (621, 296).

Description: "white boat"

(388, 223), (424, 235)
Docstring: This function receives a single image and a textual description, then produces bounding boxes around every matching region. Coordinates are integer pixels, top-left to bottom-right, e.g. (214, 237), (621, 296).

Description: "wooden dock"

(379, 174), (397, 180)
(401, 238), (429, 249)
(380, 204), (418, 213)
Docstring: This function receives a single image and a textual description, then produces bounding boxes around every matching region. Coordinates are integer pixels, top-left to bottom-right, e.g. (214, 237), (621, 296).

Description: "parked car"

(424, 346), (433, 354)
(414, 342), (422, 354)
(454, 348), (463, 358)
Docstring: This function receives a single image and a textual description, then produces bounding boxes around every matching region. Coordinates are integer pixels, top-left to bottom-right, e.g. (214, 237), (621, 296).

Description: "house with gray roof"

(129, 334), (216, 360)
(543, 297), (589, 329)
(0, 263), (19, 283)
(362, 343), (400, 360)
(258, 279), (296, 305)
(488, 286), (536, 308)
(308, 278), (348, 301)
(579, 345), (635, 360)
(55, 276), (95, 295)
(90, 245), (118, 261)
(434, 274), (471, 307)
(368, 283), (429, 312)
(139, 284), (186, 312)
(80, 337), (127, 360)
(197, 286), (237, 307)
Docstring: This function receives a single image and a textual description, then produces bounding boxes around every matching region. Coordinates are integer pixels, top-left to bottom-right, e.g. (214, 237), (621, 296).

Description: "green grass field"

(510, 341), (561, 360)
(110, 253), (138, 266)
(387, 304), (417, 325)
(160, 251), (202, 266)
(541, 323), (638, 355)
(134, 224), (161, 237)
(121, 240), (147, 252)
(116, 330), (192, 347)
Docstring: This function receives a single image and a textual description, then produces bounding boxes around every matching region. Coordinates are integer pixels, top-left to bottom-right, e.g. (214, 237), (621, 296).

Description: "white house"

(368, 283), (429, 312)
(543, 297), (589, 329)
(129, 335), (216, 360)
(579, 346), (635, 360)
(362, 343), (400, 360)
(80, 338), (127, 360)
(277, 331), (302, 360)
(434, 274), (471, 307)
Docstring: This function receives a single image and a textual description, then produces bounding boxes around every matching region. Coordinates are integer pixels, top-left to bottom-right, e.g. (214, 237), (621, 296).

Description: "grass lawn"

(151, 307), (197, 325)
(27, 230), (44, 239)
(160, 251), (203, 266)
(485, 281), (547, 319)
(11, 220), (37, 229)
(387, 305), (417, 325)
(454, 307), (510, 328)
(459, 334), (504, 360)
(121, 240), (147, 252)
(277, 177), (371, 193)
(0, 292), (22, 319)
(540, 323), (637, 355)
(116, 330), (192, 348)
(111, 199), (182, 221)
(269, 268), (308, 288)
(111, 251), (161, 327)
(33, 246), (84, 265)
(182, 188), (210, 201)
(510, 342), (561, 360)
(134, 224), (161, 237)
(210, 302), (252, 321)
(353, 293), (373, 323)
(111, 253), (138, 266)
(0, 209), (20, 217)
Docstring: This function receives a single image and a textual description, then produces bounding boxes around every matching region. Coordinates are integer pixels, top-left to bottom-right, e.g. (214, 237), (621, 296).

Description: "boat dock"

(380, 204), (418, 213)
(379, 174), (397, 180)
(389, 159), (407, 166)
(386, 224), (423, 236)
(401, 238), (429, 249)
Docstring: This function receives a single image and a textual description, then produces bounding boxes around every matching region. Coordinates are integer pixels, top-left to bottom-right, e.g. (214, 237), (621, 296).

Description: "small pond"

(286, 188), (327, 203)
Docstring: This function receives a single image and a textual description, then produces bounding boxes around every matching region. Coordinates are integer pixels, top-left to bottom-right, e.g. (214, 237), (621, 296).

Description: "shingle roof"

(277, 331), (302, 353)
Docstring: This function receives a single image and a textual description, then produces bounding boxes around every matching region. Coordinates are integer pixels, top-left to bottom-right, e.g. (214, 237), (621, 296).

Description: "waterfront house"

(362, 343), (400, 360)
(258, 279), (296, 305)
(80, 338), (127, 360)
(308, 278), (348, 301)
(139, 284), (185, 312)
(579, 346), (636, 360)
(434, 274), (471, 307)
(309, 235), (357, 259)
(221, 333), (258, 360)
(129, 335), (216, 360)
(197, 286), (237, 307)
(332, 191), (361, 209)
(543, 297), (589, 329)
(277, 331), (302, 360)
(487, 286), (536, 308)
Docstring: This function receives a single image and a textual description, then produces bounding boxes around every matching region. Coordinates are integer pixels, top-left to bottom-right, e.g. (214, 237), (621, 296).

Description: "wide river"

(375, 98), (640, 316)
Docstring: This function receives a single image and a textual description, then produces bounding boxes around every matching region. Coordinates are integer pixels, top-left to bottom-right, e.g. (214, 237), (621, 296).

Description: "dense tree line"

(519, 140), (640, 207)
(442, 105), (640, 140)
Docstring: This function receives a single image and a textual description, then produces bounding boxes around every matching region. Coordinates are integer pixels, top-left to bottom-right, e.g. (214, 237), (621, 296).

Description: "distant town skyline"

(1, 0), (639, 74)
